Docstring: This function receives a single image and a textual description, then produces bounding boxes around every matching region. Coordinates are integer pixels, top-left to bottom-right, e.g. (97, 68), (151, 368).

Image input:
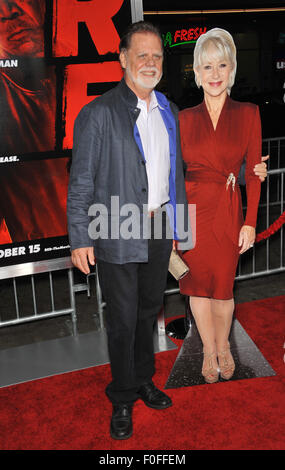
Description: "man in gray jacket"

(67, 21), (192, 440)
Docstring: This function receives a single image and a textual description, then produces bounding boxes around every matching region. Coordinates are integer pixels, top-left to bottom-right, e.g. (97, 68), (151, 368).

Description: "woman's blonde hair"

(193, 28), (237, 94)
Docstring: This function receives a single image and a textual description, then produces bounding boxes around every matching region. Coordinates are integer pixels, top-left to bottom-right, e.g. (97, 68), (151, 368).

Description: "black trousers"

(96, 215), (172, 404)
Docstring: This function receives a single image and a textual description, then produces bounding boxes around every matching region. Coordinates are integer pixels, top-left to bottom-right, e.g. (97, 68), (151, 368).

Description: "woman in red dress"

(179, 28), (262, 383)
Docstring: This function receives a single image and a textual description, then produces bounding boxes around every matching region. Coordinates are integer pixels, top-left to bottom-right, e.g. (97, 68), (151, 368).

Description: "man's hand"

(71, 247), (95, 275)
(254, 155), (269, 182)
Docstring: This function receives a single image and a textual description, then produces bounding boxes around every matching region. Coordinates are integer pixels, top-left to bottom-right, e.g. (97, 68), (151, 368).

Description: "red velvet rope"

(255, 210), (285, 243)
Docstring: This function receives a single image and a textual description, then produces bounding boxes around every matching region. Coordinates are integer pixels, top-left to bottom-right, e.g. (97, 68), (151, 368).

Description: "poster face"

(0, 0), (131, 267)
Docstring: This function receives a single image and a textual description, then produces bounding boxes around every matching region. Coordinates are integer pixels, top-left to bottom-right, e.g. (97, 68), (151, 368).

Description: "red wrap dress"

(179, 96), (261, 300)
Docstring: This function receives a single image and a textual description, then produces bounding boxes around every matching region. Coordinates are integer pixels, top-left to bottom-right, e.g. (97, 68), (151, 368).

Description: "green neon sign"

(170, 41), (197, 47)
(162, 27), (207, 48)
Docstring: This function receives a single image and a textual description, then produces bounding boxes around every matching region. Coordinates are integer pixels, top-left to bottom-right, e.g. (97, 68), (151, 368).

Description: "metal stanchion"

(165, 295), (193, 339)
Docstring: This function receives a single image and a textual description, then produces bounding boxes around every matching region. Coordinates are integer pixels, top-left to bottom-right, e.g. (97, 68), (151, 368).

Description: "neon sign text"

(163, 27), (207, 48)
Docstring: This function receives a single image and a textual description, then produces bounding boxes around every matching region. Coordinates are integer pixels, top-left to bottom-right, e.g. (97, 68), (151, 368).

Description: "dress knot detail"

(226, 172), (236, 191)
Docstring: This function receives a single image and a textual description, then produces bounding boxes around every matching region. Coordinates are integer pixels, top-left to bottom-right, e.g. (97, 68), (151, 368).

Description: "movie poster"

(0, 0), (132, 267)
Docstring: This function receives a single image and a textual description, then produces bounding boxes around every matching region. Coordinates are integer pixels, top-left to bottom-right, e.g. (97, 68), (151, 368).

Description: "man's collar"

(137, 90), (160, 111)
(118, 78), (139, 107)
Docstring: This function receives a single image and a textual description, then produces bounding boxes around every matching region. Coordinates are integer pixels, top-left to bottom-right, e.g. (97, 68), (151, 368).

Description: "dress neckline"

(202, 94), (230, 133)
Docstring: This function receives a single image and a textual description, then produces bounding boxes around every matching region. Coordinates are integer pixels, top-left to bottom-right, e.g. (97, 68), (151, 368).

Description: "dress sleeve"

(244, 105), (262, 228)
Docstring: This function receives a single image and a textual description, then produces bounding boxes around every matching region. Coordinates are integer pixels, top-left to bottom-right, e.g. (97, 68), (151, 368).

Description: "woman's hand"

(238, 225), (256, 254)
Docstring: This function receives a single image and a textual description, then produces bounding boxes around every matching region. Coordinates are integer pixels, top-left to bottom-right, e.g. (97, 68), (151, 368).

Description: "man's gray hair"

(119, 21), (163, 53)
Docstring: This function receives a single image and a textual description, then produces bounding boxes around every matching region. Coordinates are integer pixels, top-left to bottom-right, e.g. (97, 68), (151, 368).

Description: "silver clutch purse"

(168, 250), (190, 281)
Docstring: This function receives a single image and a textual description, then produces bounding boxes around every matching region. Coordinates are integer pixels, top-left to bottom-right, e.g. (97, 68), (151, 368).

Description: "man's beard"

(126, 65), (162, 90)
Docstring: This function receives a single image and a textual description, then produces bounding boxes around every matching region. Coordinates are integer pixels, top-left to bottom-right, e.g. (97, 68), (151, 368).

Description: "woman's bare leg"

(211, 298), (234, 351)
(189, 296), (219, 382)
(211, 298), (235, 379)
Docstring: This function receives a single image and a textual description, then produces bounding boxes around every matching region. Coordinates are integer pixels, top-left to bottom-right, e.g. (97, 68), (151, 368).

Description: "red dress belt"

(185, 168), (244, 245)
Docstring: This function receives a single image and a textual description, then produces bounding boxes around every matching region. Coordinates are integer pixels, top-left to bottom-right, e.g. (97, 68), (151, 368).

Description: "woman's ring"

(250, 244), (254, 248)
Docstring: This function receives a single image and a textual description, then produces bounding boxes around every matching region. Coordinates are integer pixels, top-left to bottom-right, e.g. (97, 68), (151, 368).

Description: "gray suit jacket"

(67, 79), (192, 264)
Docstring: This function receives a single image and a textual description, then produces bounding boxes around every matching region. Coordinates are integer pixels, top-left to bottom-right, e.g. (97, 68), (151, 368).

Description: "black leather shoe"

(138, 382), (172, 410)
(110, 404), (133, 440)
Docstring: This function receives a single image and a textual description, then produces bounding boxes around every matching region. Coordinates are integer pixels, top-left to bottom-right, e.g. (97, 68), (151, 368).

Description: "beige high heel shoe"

(217, 348), (235, 380)
(202, 352), (219, 384)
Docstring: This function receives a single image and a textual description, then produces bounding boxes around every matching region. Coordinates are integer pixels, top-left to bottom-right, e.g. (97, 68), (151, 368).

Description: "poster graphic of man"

(0, 0), (56, 154)
(0, 0), (45, 58)
(0, 1), (68, 247)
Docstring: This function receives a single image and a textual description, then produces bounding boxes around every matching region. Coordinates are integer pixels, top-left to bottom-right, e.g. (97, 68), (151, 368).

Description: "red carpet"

(0, 296), (284, 450)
